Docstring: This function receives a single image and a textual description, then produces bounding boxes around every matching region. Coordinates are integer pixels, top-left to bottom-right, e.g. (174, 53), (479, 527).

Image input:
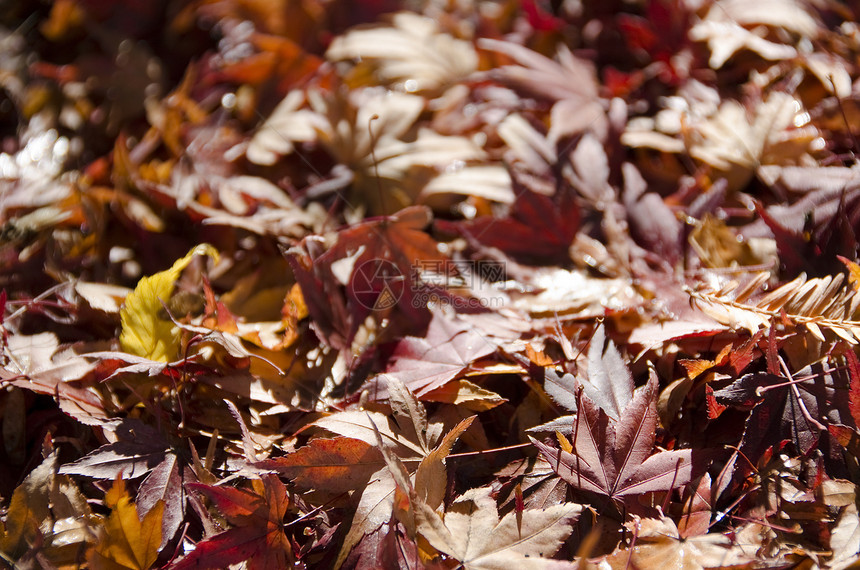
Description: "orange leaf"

(89, 476), (163, 570)
(260, 437), (383, 496)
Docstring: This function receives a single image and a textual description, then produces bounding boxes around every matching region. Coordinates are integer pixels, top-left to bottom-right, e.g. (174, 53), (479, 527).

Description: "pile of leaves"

(4, 0), (860, 567)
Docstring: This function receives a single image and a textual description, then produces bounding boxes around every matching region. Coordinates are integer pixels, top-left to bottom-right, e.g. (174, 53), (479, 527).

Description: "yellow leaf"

(555, 431), (573, 454)
(415, 416), (475, 511)
(90, 477), (163, 570)
(841, 256), (860, 291)
(119, 244), (218, 362)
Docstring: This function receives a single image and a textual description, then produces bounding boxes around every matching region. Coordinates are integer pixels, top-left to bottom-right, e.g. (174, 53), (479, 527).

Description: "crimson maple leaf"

(172, 474), (292, 570)
(437, 173), (581, 265)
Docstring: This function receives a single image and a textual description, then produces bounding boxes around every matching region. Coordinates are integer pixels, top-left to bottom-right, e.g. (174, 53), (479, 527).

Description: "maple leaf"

(578, 324), (634, 421)
(287, 205), (454, 350)
(413, 486), (581, 569)
(305, 377), (472, 566)
(88, 476), (164, 570)
(746, 185), (860, 277)
(438, 172), (581, 265)
(533, 324), (632, 433)
(247, 85), (487, 214)
(60, 419), (198, 547)
(369, 410), (579, 567)
(60, 419), (170, 480)
(623, 87), (818, 192)
(361, 309), (498, 399)
(173, 474), (292, 570)
(712, 362), (852, 468)
(119, 243), (218, 362)
(690, 0), (818, 69)
(326, 11), (478, 95)
(479, 38), (606, 144)
(532, 373), (707, 504)
(437, 115), (583, 265)
(598, 515), (756, 569)
(257, 437), (384, 499)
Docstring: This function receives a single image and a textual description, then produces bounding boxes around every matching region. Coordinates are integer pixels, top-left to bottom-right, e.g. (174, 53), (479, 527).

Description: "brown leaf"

(259, 437), (383, 496)
(59, 420), (168, 480)
(533, 374), (707, 501)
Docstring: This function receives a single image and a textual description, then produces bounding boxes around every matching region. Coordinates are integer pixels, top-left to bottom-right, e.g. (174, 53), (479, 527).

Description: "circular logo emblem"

(351, 259), (405, 310)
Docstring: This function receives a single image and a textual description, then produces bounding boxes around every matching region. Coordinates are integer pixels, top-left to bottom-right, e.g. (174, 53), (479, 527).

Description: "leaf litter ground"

(3, 0), (860, 568)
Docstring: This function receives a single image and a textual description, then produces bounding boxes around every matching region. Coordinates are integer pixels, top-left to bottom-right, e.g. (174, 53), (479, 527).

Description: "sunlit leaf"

(119, 244), (218, 362)
(88, 477), (163, 570)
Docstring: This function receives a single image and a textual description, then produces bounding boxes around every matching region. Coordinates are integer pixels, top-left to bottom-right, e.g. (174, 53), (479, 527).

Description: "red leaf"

(171, 526), (288, 570)
(187, 484), (266, 525)
(176, 476), (291, 570)
(705, 385), (727, 419)
(258, 437), (383, 496)
(438, 177), (580, 265)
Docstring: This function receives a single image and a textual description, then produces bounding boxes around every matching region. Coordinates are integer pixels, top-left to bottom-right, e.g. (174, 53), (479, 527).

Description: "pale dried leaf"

(419, 165), (514, 205)
(600, 516), (756, 569)
(690, 20), (797, 68)
(580, 324), (633, 421)
(831, 502), (860, 568)
(415, 486), (581, 569)
(326, 12), (477, 94)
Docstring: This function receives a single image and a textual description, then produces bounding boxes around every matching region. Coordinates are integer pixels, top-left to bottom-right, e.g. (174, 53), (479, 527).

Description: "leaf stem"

(446, 442), (532, 459)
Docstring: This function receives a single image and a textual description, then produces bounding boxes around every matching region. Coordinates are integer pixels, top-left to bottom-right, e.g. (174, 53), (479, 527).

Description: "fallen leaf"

(258, 437), (383, 497)
(362, 310), (498, 399)
(119, 243), (218, 362)
(598, 515), (756, 569)
(414, 485), (581, 569)
(173, 475), (292, 570)
(88, 476), (163, 570)
(533, 374), (707, 502)
(326, 12), (478, 94)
